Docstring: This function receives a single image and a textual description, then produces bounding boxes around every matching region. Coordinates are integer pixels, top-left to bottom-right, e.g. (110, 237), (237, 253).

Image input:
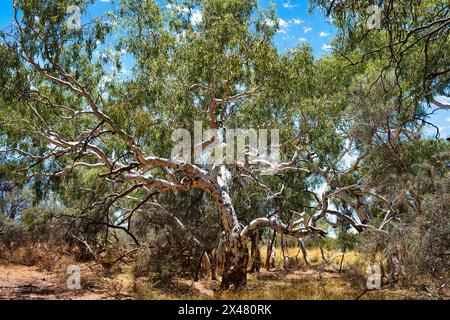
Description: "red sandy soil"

(0, 263), (133, 300)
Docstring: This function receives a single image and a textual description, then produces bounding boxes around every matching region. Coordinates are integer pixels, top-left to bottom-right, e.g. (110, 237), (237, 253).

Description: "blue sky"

(0, 0), (448, 136)
(258, 0), (336, 55)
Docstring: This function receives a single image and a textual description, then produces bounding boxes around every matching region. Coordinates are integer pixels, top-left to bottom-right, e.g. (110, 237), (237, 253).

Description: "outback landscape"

(0, 0), (449, 300)
(1, 246), (445, 300)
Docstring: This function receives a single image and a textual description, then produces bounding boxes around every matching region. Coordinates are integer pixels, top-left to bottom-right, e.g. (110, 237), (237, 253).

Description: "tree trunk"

(220, 231), (249, 290)
(339, 249), (346, 273)
(265, 229), (276, 270)
(250, 229), (261, 273)
(281, 234), (286, 260)
(207, 186), (249, 290)
(388, 249), (402, 283)
(210, 249), (217, 281)
(195, 251), (212, 281)
(281, 234), (289, 269)
(299, 239), (310, 266)
(318, 242), (330, 264)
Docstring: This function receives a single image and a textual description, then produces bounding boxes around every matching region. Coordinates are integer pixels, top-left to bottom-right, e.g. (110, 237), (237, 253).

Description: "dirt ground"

(0, 262), (134, 300)
(0, 260), (444, 300)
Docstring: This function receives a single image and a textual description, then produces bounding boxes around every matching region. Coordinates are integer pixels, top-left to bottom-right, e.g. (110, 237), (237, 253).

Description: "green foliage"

(0, 0), (448, 288)
(337, 229), (358, 252)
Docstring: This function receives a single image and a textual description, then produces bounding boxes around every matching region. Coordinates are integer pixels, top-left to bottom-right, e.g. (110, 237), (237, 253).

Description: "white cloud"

(319, 31), (330, 37)
(321, 44), (332, 51)
(303, 27), (313, 33)
(446, 117), (450, 122)
(165, 4), (202, 26)
(282, 1), (299, 9)
(276, 18), (290, 34)
(267, 18), (301, 34)
(100, 0), (110, 2)
(265, 18), (275, 27)
(165, 4), (189, 13)
(278, 18), (288, 28)
(298, 37), (307, 42)
(432, 95), (450, 109)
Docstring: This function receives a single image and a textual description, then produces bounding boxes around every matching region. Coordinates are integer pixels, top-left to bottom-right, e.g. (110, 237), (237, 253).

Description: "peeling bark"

(220, 228), (249, 290)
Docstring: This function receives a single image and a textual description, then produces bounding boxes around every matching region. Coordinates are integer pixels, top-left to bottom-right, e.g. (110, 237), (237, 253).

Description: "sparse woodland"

(0, 0), (449, 299)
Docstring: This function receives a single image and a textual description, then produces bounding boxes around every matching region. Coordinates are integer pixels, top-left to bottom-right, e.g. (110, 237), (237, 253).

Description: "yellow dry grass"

(134, 247), (428, 300)
(0, 244), (436, 300)
(261, 246), (363, 270)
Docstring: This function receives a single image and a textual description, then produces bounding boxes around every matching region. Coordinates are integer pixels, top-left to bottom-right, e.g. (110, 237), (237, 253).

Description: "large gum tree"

(1, 0), (382, 288)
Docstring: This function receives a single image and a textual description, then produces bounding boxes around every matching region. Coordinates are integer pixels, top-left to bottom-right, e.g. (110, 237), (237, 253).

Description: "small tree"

(336, 227), (358, 273)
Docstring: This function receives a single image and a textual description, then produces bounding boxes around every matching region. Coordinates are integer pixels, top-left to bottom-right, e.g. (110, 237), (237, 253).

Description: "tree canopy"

(0, 0), (448, 289)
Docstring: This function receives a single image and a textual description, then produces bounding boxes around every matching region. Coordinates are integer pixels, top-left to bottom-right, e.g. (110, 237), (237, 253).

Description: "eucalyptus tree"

(0, 0), (336, 288)
(311, 0), (450, 111)
(309, 0), (450, 280)
(3, 0), (432, 289)
(308, 0), (449, 222)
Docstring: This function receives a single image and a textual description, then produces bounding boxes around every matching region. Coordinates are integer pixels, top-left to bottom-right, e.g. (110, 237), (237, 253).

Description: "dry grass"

(261, 246), (364, 271)
(133, 246), (432, 300)
(0, 244), (441, 300)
